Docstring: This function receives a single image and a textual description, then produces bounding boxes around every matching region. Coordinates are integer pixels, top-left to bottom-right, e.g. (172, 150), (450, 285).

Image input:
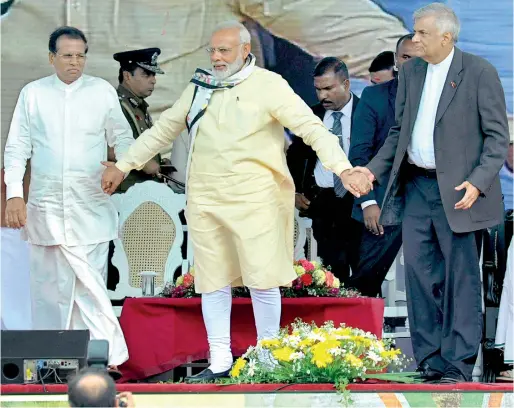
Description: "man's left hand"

(455, 181), (480, 210)
(340, 169), (373, 198)
(101, 161), (125, 195)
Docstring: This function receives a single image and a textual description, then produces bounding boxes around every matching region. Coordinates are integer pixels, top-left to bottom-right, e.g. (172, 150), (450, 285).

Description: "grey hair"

(414, 3), (460, 42)
(212, 21), (251, 44)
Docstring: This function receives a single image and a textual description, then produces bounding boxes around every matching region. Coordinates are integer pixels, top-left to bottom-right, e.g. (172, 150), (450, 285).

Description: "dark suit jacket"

(287, 94), (360, 199)
(349, 79), (397, 223)
(367, 47), (510, 233)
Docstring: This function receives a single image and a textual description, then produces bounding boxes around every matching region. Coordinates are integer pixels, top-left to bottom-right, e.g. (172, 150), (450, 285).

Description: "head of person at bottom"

(48, 26), (88, 85)
(412, 2), (460, 64)
(208, 21), (252, 80)
(68, 368), (117, 407)
(113, 48), (165, 99)
(313, 57), (351, 112)
(368, 51), (395, 85)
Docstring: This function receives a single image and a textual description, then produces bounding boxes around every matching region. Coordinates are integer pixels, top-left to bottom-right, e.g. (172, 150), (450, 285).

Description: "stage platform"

(1, 382), (512, 407)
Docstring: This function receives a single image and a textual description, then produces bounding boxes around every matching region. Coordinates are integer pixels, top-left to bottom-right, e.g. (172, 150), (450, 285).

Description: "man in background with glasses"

(3, 26), (133, 376)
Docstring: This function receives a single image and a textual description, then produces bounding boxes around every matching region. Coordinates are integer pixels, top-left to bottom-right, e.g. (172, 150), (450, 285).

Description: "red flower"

(183, 273), (194, 288)
(300, 274), (313, 286)
(299, 259), (315, 272)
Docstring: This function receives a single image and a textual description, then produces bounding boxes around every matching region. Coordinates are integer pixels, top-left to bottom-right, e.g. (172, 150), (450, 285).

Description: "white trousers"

(30, 242), (129, 366)
(1, 228), (32, 330)
(202, 285), (281, 373)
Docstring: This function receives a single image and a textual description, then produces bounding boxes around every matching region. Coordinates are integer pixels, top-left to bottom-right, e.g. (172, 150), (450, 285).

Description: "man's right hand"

(101, 161), (125, 195)
(363, 204), (384, 235)
(295, 193), (310, 211)
(5, 197), (27, 229)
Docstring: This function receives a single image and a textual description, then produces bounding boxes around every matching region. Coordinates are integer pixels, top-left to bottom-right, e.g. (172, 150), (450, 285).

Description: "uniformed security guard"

(107, 48), (169, 292)
(111, 47), (168, 192)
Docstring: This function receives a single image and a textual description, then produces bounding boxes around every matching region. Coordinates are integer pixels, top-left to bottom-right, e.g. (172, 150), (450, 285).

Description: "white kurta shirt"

(4, 74), (133, 246)
(314, 95), (353, 188)
(408, 48), (455, 169)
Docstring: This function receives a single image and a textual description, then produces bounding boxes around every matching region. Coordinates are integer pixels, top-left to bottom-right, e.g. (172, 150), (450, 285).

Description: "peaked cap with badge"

(113, 47), (164, 75)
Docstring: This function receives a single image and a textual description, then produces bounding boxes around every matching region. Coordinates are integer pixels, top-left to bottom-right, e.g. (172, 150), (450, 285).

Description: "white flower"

(334, 334), (351, 340)
(283, 335), (301, 348)
(367, 351), (382, 363)
(328, 348), (343, 356)
(247, 359), (257, 377)
(308, 332), (326, 342)
(243, 346), (255, 359)
(290, 352), (305, 361)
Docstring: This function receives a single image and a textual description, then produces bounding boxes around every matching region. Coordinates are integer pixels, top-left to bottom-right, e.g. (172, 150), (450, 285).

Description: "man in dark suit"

(352, 3), (509, 383)
(287, 57), (360, 282)
(347, 34), (418, 298)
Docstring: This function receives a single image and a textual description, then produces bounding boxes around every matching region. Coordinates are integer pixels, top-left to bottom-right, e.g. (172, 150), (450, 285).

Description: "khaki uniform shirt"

(116, 85), (161, 192)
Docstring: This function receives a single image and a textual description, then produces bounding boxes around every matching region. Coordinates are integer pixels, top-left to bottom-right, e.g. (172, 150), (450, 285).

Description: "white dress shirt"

(408, 47), (455, 169)
(314, 95), (353, 188)
(4, 74), (134, 246)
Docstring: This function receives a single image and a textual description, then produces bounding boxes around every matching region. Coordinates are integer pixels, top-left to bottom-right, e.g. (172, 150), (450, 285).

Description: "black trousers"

(347, 224), (402, 298)
(505, 209), (513, 250)
(307, 188), (362, 283)
(402, 173), (482, 381)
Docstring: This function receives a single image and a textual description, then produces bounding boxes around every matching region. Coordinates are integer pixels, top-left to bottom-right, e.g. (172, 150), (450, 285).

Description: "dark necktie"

(331, 112), (347, 196)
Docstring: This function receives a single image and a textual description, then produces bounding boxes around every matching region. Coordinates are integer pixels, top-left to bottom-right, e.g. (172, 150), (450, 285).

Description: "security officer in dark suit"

(111, 47), (171, 192)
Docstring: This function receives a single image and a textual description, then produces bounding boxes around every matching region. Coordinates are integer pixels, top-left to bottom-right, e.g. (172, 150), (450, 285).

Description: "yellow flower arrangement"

(230, 357), (247, 377)
(231, 319), (415, 388)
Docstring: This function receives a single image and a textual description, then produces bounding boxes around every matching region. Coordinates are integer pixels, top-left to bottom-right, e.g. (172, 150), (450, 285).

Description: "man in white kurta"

(102, 22), (371, 381)
(3, 27), (133, 368)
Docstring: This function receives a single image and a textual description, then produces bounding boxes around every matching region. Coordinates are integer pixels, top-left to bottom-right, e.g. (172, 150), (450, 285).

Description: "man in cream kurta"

(102, 22), (370, 382)
(3, 27), (133, 369)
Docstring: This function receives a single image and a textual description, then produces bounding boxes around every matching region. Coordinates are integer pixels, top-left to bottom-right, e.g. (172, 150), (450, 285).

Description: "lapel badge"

(450, 81), (457, 89)
(129, 97), (138, 107)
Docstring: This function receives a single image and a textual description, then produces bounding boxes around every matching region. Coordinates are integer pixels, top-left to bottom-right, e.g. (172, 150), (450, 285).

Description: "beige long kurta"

(116, 68), (351, 293)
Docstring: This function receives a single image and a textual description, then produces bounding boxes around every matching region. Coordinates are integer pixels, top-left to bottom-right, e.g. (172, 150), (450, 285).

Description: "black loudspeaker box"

(1, 330), (89, 384)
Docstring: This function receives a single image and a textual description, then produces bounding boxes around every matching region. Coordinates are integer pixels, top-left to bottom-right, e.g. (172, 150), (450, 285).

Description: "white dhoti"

(29, 242), (128, 366)
(495, 242), (514, 364)
(1, 228), (32, 330)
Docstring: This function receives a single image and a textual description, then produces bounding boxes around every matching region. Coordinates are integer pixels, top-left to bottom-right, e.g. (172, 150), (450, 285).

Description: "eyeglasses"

(55, 53), (87, 62)
(205, 44), (242, 56)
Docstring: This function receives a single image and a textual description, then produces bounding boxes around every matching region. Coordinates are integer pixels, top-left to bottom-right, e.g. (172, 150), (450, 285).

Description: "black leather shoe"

(185, 368), (231, 383)
(439, 368), (467, 384)
(107, 368), (122, 381)
(415, 362), (444, 382)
